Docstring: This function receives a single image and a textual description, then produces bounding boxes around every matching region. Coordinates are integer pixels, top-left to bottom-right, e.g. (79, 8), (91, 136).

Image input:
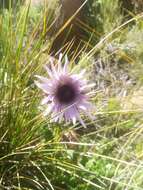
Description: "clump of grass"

(0, 3), (103, 190)
(0, 5), (79, 190)
(1, 1), (143, 190)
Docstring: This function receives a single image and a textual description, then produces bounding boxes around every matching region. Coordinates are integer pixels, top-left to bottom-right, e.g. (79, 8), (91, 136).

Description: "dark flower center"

(56, 84), (76, 104)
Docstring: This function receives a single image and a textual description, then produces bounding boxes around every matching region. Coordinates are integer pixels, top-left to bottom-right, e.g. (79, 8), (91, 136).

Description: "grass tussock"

(0, 1), (143, 190)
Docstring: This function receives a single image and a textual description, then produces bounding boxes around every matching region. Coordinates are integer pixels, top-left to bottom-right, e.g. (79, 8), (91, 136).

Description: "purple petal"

(63, 55), (69, 73)
(78, 100), (91, 110)
(43, 104), (54, 116)
(44, 65), (53, 78)
(58, 53), (63, 72)
(77, 115), (87, 128)
(35, 75), (50, 83)
(41, 96), (52, 105)
(64, 105), (78, 122)
(35, 81), (51, 93)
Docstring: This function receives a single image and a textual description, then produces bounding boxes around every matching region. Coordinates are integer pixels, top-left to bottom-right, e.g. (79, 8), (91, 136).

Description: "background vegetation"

(0, 0), (143, 189)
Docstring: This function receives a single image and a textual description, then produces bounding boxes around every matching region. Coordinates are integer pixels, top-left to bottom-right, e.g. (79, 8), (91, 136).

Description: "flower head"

(35, 54), (93, 127)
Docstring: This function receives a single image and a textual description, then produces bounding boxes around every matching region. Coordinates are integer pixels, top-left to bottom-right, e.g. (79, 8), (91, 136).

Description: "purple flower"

(35, 54), (94, 127)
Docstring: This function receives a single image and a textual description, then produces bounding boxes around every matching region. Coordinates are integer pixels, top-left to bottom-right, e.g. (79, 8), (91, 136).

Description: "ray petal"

(63, 55), (69, 73)
(77, 115), (87, 128)
(34, 81), (51, 93)
(43, 104), (54, 116)
(35, 75), (50, 83)
(41, 96), (52, 105)
(58, 53), (63, 72)
(44, 65), (53, 78)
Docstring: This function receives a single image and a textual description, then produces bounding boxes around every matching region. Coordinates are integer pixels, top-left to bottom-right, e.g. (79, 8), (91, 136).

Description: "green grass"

(0, 1), (143, 190)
